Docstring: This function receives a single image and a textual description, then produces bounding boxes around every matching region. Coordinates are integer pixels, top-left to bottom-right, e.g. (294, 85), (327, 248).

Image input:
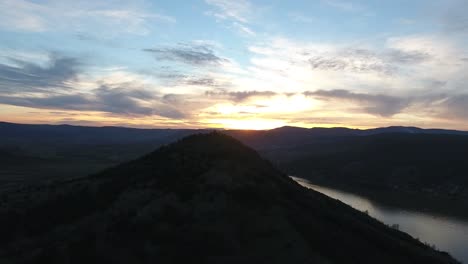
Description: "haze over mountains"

(0, 133), (459, 263)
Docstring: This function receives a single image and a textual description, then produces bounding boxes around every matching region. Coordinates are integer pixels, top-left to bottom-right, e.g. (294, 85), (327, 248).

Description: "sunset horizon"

(3, 119), (468, 132)
(1, 0), (468, 130)
(2, 2), (468, 262)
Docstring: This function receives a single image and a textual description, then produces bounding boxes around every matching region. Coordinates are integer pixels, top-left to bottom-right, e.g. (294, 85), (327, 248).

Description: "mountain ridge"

(0, 132), (459, 263)
(2, 121), (468, 135)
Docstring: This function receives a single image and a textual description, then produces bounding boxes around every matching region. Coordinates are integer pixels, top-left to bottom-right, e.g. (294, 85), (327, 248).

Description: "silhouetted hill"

(2, 122), (465, 151)
(225, 126), (468, 218)
(0, 133), (458, 263)
(1, 122), (468, 218)
(227, 125), (468, 150)
(0, 122), (204, 187)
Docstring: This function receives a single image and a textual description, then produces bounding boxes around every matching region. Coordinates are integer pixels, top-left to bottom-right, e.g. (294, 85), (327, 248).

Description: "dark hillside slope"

(0, 122), (196, 145)
(0, 133), (459, 264)
(285, 134), (468, 197)
(0, 122), (201, 186)
(282, 133), (468, 218)
(1, 122), (467, 188)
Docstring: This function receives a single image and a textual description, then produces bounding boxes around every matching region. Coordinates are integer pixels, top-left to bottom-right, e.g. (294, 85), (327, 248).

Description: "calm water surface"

(291, 177), (468, 263)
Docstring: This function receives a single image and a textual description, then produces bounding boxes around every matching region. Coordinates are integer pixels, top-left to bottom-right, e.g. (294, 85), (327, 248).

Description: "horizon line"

(1, 120), (467, 133)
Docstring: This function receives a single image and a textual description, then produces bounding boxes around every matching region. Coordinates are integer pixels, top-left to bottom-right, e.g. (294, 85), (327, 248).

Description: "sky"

(0, 0), (467, 130)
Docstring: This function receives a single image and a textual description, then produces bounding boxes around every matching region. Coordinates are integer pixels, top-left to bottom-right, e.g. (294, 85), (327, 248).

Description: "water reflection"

(292, 177), (468, 263)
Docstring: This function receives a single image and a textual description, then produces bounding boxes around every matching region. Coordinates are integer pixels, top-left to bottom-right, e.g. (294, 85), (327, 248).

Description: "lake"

(291, 176), (468, 263)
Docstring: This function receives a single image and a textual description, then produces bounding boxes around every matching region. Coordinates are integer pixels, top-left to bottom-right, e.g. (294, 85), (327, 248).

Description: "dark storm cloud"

(0, 85), (186, 119)
(206, 90), (277, 102)
(304, 89), (410, 117)
(143, 44), (228, 66)
(0, 54), (82, 92)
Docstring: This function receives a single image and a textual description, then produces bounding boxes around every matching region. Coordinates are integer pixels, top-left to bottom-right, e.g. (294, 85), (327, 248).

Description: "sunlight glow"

(206, 94), (317, 116)
(205, 118), (286, 130)
(197, 94), (320, 130)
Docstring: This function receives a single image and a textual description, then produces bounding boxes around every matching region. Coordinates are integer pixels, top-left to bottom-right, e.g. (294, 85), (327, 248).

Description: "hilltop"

(0, 132), (458, 263)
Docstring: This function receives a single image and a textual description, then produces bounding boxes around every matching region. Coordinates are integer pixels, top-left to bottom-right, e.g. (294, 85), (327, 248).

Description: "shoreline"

(293, 175), (468, 221)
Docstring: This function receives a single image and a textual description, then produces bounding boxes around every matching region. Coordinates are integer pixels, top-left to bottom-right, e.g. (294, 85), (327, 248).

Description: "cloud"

(184, 77), (229, 88)
(205, 0), (251, 23)
(152, 65), (229, 86)
(152, 68), (188, 81)
(308, 52), (392, 74)
(0, 0), (174, 36)
(0, 84), (186, 119)
(386, 49), (431, 64)
(308, 48), (431, 74)
(246, 37), (441, 100)
(0, 54), (82, 92)
(206, 90), (277, 102)
(232, 22), (256, 36)
(0, 0), (47, 32)
(321, 0), (373, 16)
(153, 69), (230, 88)
(439, 94), (468, 120)
(144, 44), (228, 67)
(0, 94), (92, 111)
(205, 0), (255, 36)
(181, 76), (232, 88)
(238, 35), (467, 126)
(92, 85), (156, 116)
(92, 85), (186, 118)
(305, 89), (410, 117)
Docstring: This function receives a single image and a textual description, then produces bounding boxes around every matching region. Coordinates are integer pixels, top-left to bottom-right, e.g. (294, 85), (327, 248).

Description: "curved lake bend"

(291, 177), (468, 263)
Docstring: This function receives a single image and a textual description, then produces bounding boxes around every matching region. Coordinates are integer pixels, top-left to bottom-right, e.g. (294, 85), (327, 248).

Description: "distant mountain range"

(2, 122), (467, 145)
(1, 121), (467, 218)
(1, 121), (467, 157)
(226, 125), (468, 150)
(225, 125), (468, 219)
(0, 133), (458, 263)
(0, 121), (199, 145)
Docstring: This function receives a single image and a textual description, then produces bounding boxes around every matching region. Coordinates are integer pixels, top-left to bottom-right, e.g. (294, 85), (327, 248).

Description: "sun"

(199, 94), (319, 130)
(208, 118), (286, 130)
